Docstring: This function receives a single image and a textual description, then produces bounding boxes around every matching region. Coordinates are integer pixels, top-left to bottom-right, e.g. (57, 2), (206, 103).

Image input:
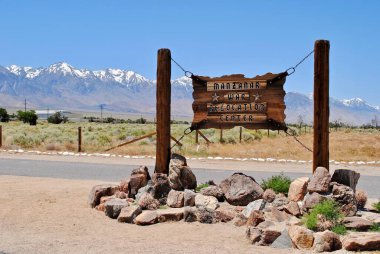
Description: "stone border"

(1, 148), (379, 166)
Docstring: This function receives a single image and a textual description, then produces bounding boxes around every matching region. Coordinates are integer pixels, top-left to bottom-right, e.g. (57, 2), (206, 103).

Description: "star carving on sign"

(212, 92), (220, 103)
(253, 93), (262, 102)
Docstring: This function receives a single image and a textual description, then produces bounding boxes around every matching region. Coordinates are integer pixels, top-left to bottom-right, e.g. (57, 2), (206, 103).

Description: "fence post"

(0, 125), (2, 147)
(313, 40), (330, 172)
(220, 129), (223, 142)
(239, 127), (242, 143)
(78, 127), (82, 152)
(155, 49), (171, 174)
(195, 130), (199, 144)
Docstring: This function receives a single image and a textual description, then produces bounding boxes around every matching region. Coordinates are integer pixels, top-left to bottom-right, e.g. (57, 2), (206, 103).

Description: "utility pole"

(24, 99), (27, 112)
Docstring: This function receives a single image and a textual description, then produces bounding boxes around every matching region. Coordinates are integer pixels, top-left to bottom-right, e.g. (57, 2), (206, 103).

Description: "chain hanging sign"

(190, 72), (287, 130)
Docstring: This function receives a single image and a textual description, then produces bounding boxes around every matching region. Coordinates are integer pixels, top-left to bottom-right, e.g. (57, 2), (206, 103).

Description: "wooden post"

(313, 40), (330, 172)
(155, 49), (171, 174)
(0, 125), (2, 147)
(195, 130), (199, 144)
(267, 129), (269, 137)
(239, 127), (242, 143)
(220, 129), (223, 142)
(78, 127), (82, 152)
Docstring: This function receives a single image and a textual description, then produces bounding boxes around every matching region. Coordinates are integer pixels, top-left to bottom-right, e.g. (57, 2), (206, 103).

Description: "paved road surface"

(0, 157), (379, 198)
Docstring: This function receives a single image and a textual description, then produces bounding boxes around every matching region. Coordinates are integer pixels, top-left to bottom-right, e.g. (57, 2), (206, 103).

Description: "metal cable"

(171, 57), (193, 78)
(284, 128), (313, 152)
(286, 50), (314, 76)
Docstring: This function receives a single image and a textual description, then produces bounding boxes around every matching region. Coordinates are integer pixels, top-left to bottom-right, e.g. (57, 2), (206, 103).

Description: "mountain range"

(0, 62), (379, 126)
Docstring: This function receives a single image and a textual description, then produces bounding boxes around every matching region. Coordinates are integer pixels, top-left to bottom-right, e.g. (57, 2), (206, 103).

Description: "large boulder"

(331, 169), (360, 192)
(196, 207), (217, 224)
(342, 233), (380, 251)
(331, 183), (357, 216)
(135, 211), (158, 226)
(288, 177), (309, 202)
(303, 192), (328, 211)
(215, 204), (237, 222)
(104, 198), (129, 219)
(117, 205), (142, 223)
(313, 230), (342, 252)
(150, 173), (171, 205)
(138, 192), (160, 210)
(168, 157), (197, 191)
(200, 185), (224, 202)
(88, 184), (119, 208)
(284, 201), (301, 217)
(166, 189), (184, 208)
(307, 167), (331, 193)
(288, 225), (314, 249)
(195, 194), (219, 210)
(219, 173), (263, 206)
(129, 166), (151, 198)
(184, 189), (196, 206)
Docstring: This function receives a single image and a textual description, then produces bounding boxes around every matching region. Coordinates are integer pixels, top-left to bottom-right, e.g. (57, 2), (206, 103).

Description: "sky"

(0, 0), (379, 105)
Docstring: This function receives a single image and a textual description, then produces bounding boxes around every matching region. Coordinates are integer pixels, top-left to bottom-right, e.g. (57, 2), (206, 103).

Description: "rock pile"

(89, 159), (380, 252)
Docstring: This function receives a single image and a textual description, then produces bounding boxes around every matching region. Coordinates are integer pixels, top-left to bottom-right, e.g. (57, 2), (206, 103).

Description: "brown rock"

(135, 211), (158, 226)
(119, 179), (129, 193)
(233, 213), (248, 227)
(138, 192), (160, 210)
(246, 227), (262, 244)
(284, 201), (301, 217)
(195, 194), (219, 210)
(184, 206), (198, 222)
(331, 169), (360, 192)
(343, 217), (373, 231)
(88, 184), (119, 208)
(157, 208), (184, 222)
(288, 225), (314, 249)
(166, 189), (184, 208)
(117, 205), (142, 223)
(247, 210), (265, 227)
(215, 206), (236, 222)
(184, 189), (196, 206)
(200, 185), (224, 201)
(168, 159), (197, 190)
(264, 207), (291, 222)
(303, 192), (328, 211)
(271, 196), (289, 209)
(342, 233), (380, 251)
(313, 230), (342, 252)
(100, 195), (114, 204)
(196, 207), (217, 224)
(104, 198), (129, 219)
(129, 174), (148, 198)
(150, 173), (171, 205)
(307, 167), (331, 193)
(331, 183), (357, 216)
(115, 191), (127, 199)
(95, 203), (105, 212)
(219, 173), (263, 206)
(288, 177), (309, 202)
(246, 224), (282, 246)
(263, 189), (276, 203)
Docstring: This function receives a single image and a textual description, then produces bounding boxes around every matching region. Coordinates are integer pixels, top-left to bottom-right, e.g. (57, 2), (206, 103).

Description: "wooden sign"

(191, 72), (287, 130)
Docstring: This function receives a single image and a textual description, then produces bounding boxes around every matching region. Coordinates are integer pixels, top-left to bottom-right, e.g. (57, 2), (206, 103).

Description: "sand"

(0, 175), (309, 254)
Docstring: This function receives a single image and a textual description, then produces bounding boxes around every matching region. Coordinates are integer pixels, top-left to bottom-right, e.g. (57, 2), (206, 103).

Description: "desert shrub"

(17, 110), (38, 125)
(47, 112), (68, 124)
(303, 200), (344, 232)
(0, 108), (10, 122)
(97, 134), (112, 146)
(331, 224), (347, 235)
(372, 200), (380, 212)
(242, 133), (254, 142)
(355, 189), (368, 209)
(196, 183), (210, 192)
(369, 223), (380, 232)
(118, 134), (127, 140)
(13, 135), (41, 148)
(261, 173), (291, 194)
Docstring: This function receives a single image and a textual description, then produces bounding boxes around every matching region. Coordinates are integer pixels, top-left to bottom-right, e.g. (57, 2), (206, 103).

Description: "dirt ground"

(0, 175), (315, 254)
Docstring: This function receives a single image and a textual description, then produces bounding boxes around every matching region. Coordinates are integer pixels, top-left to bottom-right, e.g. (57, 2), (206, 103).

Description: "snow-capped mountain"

(1, 62), (379, 125)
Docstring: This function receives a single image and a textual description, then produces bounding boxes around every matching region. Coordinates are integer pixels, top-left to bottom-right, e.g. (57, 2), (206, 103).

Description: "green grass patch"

(331, 224), (347, 235)
(261, 173), (291, 194)
(369, 223), (380, 232)
(196, 183), (210, 192)
(303, 200), (344, 231)
(372, 200), (380, 212)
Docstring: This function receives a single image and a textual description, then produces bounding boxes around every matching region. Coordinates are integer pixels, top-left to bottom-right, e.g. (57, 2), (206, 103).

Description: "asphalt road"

(0, 158), (379, 198)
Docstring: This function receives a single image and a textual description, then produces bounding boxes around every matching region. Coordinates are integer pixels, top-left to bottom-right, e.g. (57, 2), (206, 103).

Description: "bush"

(261, 173), (291, 194)
(331, 224), (347, 235)
(369, 223), (380, 232)
(196, 183), (210, 192)
(372, 200), (380, 212)
(47, 112), (68, 124)
(17, 110), (38, 125)
(303, 200), (344, 232)
(0, 108), (10, 122)
(355, 189), (368, 209)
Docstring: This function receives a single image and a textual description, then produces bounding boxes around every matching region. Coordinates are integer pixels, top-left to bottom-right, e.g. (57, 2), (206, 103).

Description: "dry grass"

(1, 121), (379, 162)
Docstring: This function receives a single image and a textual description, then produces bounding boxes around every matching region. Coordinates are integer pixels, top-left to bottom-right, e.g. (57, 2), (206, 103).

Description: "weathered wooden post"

(239, 127), (242, 143)
(313, 40), (330, 172)
(78, 126), (82, 152)
(0, 125), (2, 147)
(155, 49), (171, 174)
(220, 129), (223, 142)
(195, 130), (199, 144)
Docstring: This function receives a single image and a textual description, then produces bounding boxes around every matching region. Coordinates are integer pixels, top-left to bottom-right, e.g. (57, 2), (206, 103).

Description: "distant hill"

(1, 62), (379, 126)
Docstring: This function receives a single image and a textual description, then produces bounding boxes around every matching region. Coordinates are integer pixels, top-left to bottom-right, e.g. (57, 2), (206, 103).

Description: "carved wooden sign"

(191, 72), (287, 130)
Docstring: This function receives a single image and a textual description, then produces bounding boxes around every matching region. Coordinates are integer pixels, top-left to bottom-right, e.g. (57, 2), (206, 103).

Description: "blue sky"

(0, 0), (379, 105)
